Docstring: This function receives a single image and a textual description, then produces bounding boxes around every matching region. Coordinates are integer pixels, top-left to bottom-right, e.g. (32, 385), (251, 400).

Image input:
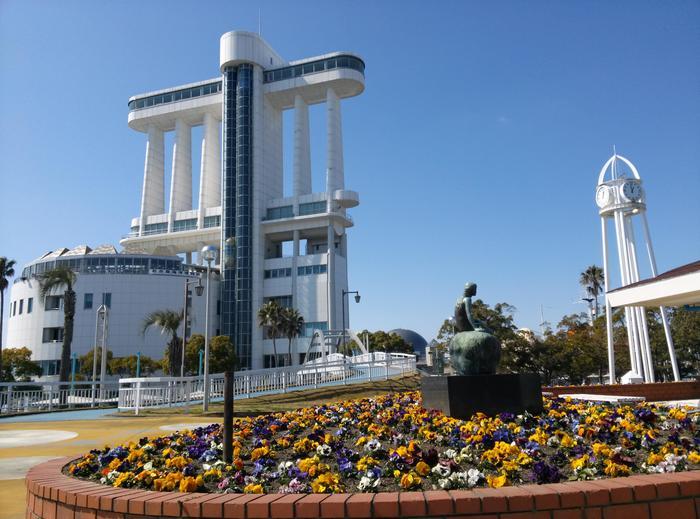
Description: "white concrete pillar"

(139, 125), (165, 234)
(198, 113), (221, 228)
(292, 229), (300, 309)
(168, 119), (192, 230)
(641, 213), (681, 382)
(293, 95), (311, 197)
(325, 88), (344, 194)
(326, 225), (336, 330)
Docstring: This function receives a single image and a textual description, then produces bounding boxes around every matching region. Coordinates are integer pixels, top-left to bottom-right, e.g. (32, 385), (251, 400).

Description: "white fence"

(118, 352), (416, 414)
(0, 381), (120, 415)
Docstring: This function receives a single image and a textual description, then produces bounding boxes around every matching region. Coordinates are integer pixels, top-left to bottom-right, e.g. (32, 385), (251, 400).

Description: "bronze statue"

(449, 282), (501, 375)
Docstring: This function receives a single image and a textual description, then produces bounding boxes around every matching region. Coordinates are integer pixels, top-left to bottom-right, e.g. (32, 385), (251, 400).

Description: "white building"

(120, 31), (365, 369)
(5, 245), (217, 379)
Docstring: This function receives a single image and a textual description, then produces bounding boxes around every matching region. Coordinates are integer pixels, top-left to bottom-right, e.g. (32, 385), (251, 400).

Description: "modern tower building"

(120, 31), (365, 369)
(595, 153), (680, 383)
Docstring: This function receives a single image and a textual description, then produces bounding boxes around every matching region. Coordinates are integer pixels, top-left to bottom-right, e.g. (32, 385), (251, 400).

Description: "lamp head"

(354, 294), (361, 304)
(195, 282), (204, 297)
(201, 245), (217, 263)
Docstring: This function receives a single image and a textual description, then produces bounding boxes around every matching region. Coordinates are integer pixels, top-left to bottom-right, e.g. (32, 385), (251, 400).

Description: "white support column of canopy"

(293, 95), (311, 197)
(325, 88), (344, 193)
(139, 125), (165, 235)
(198, 113), (221, 228)
(168, 119), (192, 231)
(641, 213), (681, 381)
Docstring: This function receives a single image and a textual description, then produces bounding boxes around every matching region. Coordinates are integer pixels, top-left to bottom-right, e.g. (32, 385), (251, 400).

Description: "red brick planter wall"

(546, 380), (700, 402)
(26, 457), (700, 519)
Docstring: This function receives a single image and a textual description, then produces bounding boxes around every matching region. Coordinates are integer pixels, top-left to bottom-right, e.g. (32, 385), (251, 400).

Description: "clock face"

(596, 186), (611, 208)
(621, 181), (642, 202)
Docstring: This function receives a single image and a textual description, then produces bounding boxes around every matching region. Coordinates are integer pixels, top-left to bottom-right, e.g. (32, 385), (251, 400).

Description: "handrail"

(0, 381), (120, 415)
(117, 353), (416, 414)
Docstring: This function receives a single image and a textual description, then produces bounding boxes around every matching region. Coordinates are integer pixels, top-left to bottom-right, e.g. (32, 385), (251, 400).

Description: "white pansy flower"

(316, 444), (332, 457)
(438, 478), (451, 489)
(278, 461), (294, 472)
(432, 464), (451, 478)
(449, 471), (468, 488)
(467, 468), (483, 487)
(358, 476), (372, 491)
(365, 439), (381, 452)
(443, 449), (457, 460)
(143, 461), (153, 471)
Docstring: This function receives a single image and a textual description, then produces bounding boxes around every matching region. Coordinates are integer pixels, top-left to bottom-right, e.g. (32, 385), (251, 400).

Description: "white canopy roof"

(607, 261), (700, 308)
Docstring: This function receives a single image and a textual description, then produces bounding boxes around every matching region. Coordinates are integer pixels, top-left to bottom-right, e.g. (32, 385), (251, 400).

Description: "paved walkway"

(0, 412), (220, 519)
(0, 407), (117, 423)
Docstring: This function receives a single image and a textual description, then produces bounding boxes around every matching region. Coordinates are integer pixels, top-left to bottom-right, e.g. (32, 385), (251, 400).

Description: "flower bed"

(66, 392), (699, 495)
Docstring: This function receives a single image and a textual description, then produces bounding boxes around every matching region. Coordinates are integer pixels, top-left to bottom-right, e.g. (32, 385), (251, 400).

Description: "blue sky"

(1, 0), (699, 342)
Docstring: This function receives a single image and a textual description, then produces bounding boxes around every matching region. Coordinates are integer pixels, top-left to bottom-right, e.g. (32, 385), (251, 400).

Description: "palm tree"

(280, 307), (304, 366)
(257, 301), (282, 367)
(0, 257), (17, 380)
(579, 265), (604, 319)
(39, 266), (77, 382)
(142, 309), (183, 376)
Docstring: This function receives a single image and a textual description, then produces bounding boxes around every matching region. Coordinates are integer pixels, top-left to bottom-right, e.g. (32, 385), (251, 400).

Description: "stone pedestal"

(421, 373), (543, 419)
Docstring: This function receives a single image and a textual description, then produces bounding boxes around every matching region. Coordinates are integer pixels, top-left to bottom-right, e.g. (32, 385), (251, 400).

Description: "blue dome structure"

(388, 328), (428, 359)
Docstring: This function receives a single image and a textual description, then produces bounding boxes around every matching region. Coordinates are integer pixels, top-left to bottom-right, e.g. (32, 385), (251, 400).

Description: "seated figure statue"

(449, 282), (501, 375)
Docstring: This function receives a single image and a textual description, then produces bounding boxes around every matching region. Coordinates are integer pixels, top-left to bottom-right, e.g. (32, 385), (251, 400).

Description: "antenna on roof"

(258, 8), (262, 36)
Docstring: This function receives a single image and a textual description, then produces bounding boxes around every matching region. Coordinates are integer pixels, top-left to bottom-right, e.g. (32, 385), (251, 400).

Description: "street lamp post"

(447, 316), (455, 335)
(91, 305), (108, 403)
(181, 277), (204, 378)
(201, 245), (217, 411)
(70, 353), (77, 391)
(341, 289), (361, 353)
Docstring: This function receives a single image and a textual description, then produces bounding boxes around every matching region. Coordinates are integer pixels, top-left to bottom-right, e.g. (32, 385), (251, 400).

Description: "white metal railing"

(0, 381), (120, 415)
(118, 352), (416, 414)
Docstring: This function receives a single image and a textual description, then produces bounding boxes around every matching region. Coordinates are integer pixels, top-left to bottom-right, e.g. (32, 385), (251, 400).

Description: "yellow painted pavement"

(0, 414), (220, 519)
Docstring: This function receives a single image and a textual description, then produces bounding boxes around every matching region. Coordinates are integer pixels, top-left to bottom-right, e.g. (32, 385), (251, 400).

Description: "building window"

(27, 298), (33, 314)
(42, 327), (64, 343)
(38, 359), (61, 376)
(265, 206), (293, 221)
(18, 299), (23, 314)
(102, 293), (112, 308)
(297, 264), (328, 276)
(84, 293), (93, 310)
(143, 222), (168, 235)
(173, 218), (198, 232)
(12, 301), (16, 316)
(302, 321), (329, 337)
(45, 296), (63, 311)
(263, 354), (286, 368)
(263, 295), (292, 308)
(299, 201), (326, 216)
(264, 267), (292, 279)
(203, 215), (221, 228)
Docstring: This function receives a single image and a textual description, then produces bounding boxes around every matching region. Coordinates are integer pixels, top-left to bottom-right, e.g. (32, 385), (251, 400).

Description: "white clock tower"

(596, 153), (680, 384)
